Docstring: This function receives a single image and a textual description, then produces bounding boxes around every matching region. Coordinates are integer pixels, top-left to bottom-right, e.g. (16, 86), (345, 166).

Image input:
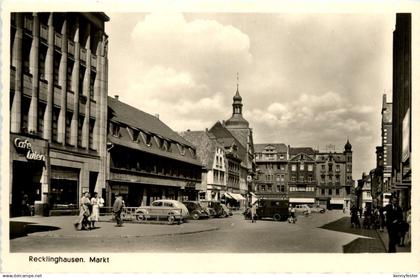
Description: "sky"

(106, 13), (396, 180)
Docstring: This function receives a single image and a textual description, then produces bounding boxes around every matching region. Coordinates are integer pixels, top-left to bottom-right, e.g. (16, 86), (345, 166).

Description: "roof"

(180, 130), (219, 169)
(289, 147), (315, 156)
(108, 96), (193, 147)
(254, 143), (288, 153)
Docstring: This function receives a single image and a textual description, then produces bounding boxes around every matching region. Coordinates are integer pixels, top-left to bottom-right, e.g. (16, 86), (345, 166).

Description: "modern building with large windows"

(9, 12), (109, 216)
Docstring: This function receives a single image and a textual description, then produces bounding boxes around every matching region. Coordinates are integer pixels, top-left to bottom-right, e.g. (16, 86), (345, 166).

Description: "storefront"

(329, 198), (345, 210)
(10, 135), (48, 217)
(289, 198), (315, 205)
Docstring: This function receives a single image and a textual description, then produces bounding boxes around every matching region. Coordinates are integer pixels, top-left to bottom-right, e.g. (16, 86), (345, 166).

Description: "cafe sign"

(14, 138), (46, 161)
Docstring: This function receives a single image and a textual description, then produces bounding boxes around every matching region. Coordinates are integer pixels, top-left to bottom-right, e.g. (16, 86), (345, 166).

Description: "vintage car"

(200, 201), (229, 218)
(309, 205), (326, 213)
(182, 201), (209, 220)
(135, 199), (189, 224)
(294, 204), (312, 215)
(220, 204), (233, 217)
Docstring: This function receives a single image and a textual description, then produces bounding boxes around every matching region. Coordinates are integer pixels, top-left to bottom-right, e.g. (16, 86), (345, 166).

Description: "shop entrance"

(11, 161), (43, 217)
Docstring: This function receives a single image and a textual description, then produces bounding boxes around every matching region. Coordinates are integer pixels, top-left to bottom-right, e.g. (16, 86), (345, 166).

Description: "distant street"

(10, 211), (387, 253)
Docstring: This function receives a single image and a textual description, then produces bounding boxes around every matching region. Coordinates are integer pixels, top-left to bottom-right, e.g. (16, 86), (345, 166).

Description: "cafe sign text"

(14, 138), (46, 161)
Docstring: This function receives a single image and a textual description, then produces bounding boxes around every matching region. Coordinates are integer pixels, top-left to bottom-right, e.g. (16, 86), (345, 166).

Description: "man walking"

(113, 194), (125, 227)
(384, 196), (403, 252)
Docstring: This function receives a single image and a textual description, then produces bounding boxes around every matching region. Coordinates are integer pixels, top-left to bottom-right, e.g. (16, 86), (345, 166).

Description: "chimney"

(155, 114), (159, 119)
(114, 95), (119, 100)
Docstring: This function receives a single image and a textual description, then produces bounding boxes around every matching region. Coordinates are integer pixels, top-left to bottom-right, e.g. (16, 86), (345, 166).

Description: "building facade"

(254, 144), (288, 200)
(381, 94), (393, 194)
(106, 96), (202, 207)
(288, 147), (317, 205)
(356, 173), (372, 211)
(180, 130), (227, 202)
(314, 141), (353, 209)
(10, 12), (109, 216)
(391, 13), (411, 211)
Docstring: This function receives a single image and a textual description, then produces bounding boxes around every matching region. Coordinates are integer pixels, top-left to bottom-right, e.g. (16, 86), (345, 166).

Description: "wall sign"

(14, 138), (46, 161)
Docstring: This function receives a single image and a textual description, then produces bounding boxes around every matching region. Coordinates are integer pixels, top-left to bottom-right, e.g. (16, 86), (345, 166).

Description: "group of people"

(350, 196), (410, 252)
(74, 192), (104, 231)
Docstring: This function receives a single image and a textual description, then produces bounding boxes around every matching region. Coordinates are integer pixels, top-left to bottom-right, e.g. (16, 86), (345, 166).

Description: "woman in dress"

(90, 192), (100, 229)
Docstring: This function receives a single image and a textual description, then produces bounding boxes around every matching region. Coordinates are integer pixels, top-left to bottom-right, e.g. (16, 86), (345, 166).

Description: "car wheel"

(273, 214), (281, 221)
(167, 214), (175, 224)
(192, 211), (200, 220)
(136, 212), (146, 222)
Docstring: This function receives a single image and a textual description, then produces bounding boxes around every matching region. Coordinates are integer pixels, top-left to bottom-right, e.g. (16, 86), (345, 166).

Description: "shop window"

(50, 178), (78, 208)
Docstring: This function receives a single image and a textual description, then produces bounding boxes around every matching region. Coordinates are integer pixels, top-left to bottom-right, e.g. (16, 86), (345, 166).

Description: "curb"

(27, 226), (220, 239)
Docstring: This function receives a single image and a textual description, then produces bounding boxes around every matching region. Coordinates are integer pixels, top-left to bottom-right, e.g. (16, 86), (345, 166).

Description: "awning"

(289, 198), (315, 204)
(226, 192), (246, 201)
(330, 198), (345, 205)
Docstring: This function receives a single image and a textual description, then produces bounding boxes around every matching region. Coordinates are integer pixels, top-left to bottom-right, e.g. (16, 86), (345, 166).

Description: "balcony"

(40, 24), (48, 40)
(54, 32), (62, 48)
(68, 41), (75, 56)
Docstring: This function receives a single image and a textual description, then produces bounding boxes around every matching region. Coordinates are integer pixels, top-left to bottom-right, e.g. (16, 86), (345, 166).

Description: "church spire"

(225, 73), (249, 128)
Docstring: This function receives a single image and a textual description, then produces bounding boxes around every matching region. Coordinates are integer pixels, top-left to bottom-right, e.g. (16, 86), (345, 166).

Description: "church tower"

(225, 75), (249, 129)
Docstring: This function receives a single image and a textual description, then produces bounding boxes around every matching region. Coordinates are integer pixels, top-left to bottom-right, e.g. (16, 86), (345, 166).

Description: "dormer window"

(110, 122), (120, 137)
(145, 133), (152, 147)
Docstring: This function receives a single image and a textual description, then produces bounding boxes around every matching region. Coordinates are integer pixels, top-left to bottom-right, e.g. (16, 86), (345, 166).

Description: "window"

(280, 154), (285, 159)
(53, 52), (61, 87)
(308, 164), (313, 171)
(276, 185), (281, 192)
(291, 164), (296, 171)
(299, 175), (304, 182)
(308, 175), (313, 182)
(280, 175), (285, 182)
(280, 165), (285, 171)
(321, 189), (325, 195)
(38, 102), (46, 136)
(321, 165), (325, 170)
(261, 185), (265, 192)
(281, 185), (285, 192)
(90, 71), (96, 100)
(328, 189), (332, 195)
(291, 176), (296, 182)
(336, 189), (340, 195)
(267, 185), (272, 192)
(78, 115), (84, 147)
(66, 59), (74, 91)
(111, 122), (120, 137)
(321, 175), (325, 183)
(328, 164), (333, 171)
(336, 165), (340, 172)
(52, 107), (60, 142)
(300, 164), (305, 171)
(21, 97), (30, 134)
(65, 111), (72, 144)
(89, 118), (95, 149)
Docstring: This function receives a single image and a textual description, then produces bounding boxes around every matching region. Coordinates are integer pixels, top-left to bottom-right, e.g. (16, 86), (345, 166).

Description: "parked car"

(200, 201), (227, 218)
(309, 205), (326, 213)
(182, 201), (209, 220)
(220, 204), (233, 217)
(294, 204), (311, 215)
(135, 199), (189, 224)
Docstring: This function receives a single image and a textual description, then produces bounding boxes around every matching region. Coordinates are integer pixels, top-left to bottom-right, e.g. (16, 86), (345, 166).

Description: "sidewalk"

(377, 228), (411, 253)
(10, 216), (219, 239)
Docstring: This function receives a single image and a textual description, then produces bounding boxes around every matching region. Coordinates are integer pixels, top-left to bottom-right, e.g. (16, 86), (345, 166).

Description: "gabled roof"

(180, 130), (222, 169)
(254, 143), (288, 153)
(289, 153), (316, 162)
(108, 96), (193, 147)
(209, 121), (246, 164)
(289, 147), (315, 156)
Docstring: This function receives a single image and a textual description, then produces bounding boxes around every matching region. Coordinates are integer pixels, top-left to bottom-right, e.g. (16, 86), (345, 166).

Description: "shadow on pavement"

(10, 221), (60, 239)
(320, 217), (386, 253)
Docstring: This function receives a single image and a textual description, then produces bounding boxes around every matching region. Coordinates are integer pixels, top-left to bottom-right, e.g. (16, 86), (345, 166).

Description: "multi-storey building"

(209, 121), (246, 200)
(391, 13), (411, 211)
(106, 96), (202, 207)
(356, 172), (372, 211)
(288, 147), (317, 206)
(223, 83), (256, 196)
(315, 141), (353, 209)
(254, 144), (288, 199)
(180, 130), (227, 202)
(381, 94), (393, 194)
(9, 12), (109, 216)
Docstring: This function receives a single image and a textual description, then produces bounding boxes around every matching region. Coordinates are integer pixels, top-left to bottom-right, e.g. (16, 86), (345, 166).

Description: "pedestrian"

(113, 194), (124, 227)
(288, 204), (296, 224)
(250, 200), (258, 223)
(384, 196), (403, 252)
(379, 206), (385, 232)
(21, 192), (29, 216)
(74, 192), (91, 230)
(89, 192), (100, 229)
(363, 207), (372, 229)
(350, 204), (360, 228)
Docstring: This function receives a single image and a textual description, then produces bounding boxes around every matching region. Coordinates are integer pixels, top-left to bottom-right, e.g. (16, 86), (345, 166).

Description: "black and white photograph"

(2, 0), (419, 274)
